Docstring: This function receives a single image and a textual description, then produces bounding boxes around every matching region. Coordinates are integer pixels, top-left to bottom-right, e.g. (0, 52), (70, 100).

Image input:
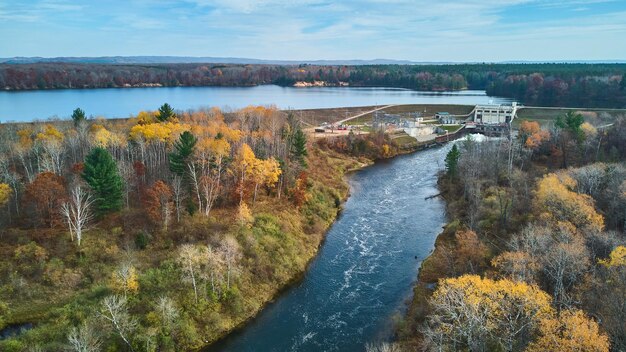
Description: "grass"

(515, 107), (626, 127)
(439, 125), (462, 132)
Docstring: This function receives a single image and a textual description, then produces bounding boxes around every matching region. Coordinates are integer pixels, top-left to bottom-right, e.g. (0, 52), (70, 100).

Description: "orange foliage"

(292, 172), (310, 208)
(143, 180), (173, 227)
(25, 172), (67, 227)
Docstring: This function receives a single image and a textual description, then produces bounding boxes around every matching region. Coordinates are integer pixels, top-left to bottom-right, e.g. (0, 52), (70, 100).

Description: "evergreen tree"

(71, 107), (86, 126)
(556, 111), (585, 143)
(157, 103), (176, 122)
(169, 131), (197, 177)
(291, 127), (308, 168)
(620, 73), (626, 91)
(82, 147), (124, 215)
(445, 144), (460, 177)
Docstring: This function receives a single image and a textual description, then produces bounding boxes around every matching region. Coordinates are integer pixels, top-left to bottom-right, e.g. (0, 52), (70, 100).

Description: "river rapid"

(208, 144), (455, 352)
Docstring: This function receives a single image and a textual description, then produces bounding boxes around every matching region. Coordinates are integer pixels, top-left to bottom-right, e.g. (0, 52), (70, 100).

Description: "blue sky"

(1, 0), (625, 61)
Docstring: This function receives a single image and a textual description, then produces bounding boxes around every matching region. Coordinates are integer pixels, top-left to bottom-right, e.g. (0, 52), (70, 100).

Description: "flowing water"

(209, 144), (454, 352)
(0, 85), (512, 122)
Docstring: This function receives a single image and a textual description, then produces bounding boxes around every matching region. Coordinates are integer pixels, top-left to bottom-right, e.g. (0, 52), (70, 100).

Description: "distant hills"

(0, 56), (425, 65)
(2, 56), (624, 65)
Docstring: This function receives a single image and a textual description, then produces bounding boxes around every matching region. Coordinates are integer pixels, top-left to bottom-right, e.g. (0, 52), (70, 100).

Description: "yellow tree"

(251, 157), (281, 202)
(599, 246), (626, 267)
(534, 173), (604, 232)
(15, 128), (36, 182)
(527, 309), (610, 352)
(196, 137), (231, 216)
(235, 143), (258, 203)
(35, 124), (65, 174)
(423, 275), (553, 351)
(0, 183), (10, 206)
(110, 263), (140, 297)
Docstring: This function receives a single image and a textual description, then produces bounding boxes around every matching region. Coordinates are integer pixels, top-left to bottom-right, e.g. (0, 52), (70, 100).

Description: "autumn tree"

(0, 183), (10, 207)
(35, 124), (65, 174)
(144, 180), (173, 230)
(237, 201), (253, 227)
(519, 120), (550, 150)
(534, 173), (604, 232)
(235, 143), (258, 203)
(82, 147), (124, 215)
(251, 157), (281, 202)
(60, 184), (94, 246)
(291, 172), (309, 208)
(527, 309), (610, 352)
(26, 171), (67, 227)
(423, 275), (552, 351)
(111, 262), (140, 297)
(157, 103), (176, 122)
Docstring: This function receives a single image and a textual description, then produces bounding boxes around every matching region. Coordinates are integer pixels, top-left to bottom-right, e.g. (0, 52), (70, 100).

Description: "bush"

(135, 231), (149, 250)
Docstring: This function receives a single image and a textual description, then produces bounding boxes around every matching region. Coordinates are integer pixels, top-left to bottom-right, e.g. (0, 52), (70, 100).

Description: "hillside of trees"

(1, 63), (625, 108)
(397, 112), (626, 351)
(0, 103), (411, 351)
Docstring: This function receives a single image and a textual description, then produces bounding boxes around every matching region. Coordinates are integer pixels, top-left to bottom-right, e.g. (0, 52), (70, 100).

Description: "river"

(208, 144), (454, 352)
(0, 85), (512, 122)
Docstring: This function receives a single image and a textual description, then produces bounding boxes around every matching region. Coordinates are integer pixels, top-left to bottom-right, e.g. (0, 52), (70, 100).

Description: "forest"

(397, 111), (626, 351)
(1, 63), (625, 108)
(0, 103), (401, 351)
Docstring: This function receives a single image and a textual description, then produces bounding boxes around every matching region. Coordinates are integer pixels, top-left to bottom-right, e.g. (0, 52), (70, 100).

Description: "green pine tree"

(71, 107), (86, 126)
(291, 127), (308, 168)
(82, 147), (124, 215)
(169, 131), (197, 177)
(445, 144), (460, 177)
(157, 103), (176, 122)
(556, 111), (585, 143)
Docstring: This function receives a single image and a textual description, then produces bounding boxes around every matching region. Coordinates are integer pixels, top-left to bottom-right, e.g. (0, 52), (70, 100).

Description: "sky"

(1, 0), (626, 62)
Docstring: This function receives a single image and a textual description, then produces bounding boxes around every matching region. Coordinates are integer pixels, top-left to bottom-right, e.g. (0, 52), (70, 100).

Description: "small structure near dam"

(467, 102), (519, 135)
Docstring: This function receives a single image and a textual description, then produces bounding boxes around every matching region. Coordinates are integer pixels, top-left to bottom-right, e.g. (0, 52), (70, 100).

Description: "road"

(335, 104), (396, 125)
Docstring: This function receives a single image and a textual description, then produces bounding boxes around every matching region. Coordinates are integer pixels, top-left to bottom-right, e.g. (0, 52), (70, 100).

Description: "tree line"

(1, 63), (625, 108)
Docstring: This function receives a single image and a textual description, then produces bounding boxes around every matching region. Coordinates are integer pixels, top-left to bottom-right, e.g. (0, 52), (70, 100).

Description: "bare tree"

(177, 244), (206, 303)
(61, 184), (94, 247)
(99, 295), (137, 352)
(67, 321), (102, 352)
(170, 175), (184, 222)
(365, 342), (403, 352)
(206, 245), (225, 296)
(220, 236), (242, 290)
(156, 296), (179, 329)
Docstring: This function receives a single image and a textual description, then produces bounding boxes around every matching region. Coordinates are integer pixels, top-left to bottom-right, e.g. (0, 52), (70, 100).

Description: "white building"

(474, 102), (518, 124)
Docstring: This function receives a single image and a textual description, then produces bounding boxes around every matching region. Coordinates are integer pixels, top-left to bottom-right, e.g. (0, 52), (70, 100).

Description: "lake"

(0, 85), (512, 122)
(207, 143), (454, 352)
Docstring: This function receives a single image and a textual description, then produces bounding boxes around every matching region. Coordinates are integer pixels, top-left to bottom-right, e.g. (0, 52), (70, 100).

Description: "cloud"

(0, 0), (625, 60)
